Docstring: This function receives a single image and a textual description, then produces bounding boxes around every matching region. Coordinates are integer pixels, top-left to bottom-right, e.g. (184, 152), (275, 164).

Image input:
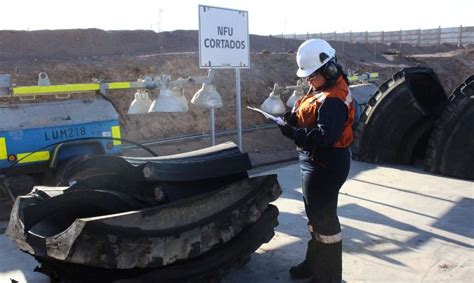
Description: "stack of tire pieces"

(6, 142), (282, 282)
(352, 67), (473, 180)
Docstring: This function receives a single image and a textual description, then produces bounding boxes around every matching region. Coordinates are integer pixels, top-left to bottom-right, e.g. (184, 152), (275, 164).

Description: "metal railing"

(282, 26), (474, 47)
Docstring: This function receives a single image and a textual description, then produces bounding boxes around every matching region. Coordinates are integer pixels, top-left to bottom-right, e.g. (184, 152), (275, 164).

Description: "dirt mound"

(1, 29), (461, 61)
(0, 29), (472, 146)
(0, 29), (303, 61)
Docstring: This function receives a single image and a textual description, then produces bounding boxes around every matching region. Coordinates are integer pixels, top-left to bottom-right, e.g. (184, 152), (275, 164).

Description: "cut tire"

(352, 67), (448, 164)
(34, 205), (279, 283)
(62, 142), (251, 183)
(127, 141), (252, 182)
(425, 75), (474, 180)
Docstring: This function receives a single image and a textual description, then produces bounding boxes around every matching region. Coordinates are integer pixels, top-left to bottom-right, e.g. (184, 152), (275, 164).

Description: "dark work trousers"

(299, 147), (350, 283)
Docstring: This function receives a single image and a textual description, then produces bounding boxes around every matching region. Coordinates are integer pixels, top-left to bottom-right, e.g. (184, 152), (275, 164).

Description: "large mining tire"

(425, 75), (474, 180)
(62, 142), (251, 183)
(127, 142), (252, 182)
(352, 67), (448, 164)
(34, 204), (279, 283)
(59, 155), (146, 186)
(23, 189), (142, 238)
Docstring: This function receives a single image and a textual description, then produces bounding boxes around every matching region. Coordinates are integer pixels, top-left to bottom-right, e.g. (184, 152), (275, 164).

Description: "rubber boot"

(310, 240), (342, 283)
(289, 239), (317, 279)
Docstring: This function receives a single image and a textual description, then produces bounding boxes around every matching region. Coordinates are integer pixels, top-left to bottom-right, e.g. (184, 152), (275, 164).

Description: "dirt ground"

(0, 29), (473, 157)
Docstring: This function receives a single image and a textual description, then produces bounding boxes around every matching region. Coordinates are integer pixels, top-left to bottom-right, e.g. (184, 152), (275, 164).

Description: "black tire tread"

(34, 205), (279, 283)
(352, 67), (447, 164)
(424, 75), (474, 179)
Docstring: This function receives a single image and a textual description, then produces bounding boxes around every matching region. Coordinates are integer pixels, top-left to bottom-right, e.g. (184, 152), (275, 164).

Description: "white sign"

(198, 5), (250, 69)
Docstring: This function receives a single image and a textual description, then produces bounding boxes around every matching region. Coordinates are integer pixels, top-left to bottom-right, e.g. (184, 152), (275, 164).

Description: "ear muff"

(321, 60), (340, 80)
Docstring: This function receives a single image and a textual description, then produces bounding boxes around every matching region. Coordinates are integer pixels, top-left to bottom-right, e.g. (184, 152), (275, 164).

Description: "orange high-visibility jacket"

(294, 77), (355, 148)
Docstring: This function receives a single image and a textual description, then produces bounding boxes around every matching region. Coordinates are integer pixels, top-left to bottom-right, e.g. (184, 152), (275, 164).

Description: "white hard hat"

(296, 39), (336, 78)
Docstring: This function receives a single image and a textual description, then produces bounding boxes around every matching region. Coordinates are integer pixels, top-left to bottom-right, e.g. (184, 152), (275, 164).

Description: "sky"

(1, 0), (473, 35)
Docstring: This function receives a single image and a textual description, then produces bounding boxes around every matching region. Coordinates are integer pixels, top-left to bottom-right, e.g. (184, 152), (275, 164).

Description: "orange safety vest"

(294, 77), (355, 148)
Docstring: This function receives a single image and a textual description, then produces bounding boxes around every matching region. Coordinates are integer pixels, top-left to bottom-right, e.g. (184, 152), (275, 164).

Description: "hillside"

(0, 29), (472, 159)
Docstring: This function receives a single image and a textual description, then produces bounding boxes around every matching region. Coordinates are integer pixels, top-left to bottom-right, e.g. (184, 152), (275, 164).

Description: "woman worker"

(278, 38), (354, 283)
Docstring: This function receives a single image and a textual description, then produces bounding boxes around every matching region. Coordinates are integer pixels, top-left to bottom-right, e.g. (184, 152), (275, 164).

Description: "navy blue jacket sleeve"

(293, 97), (347, 148)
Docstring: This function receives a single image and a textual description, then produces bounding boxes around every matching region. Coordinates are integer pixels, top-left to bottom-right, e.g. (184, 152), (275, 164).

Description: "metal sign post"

(235, 69), (242, 149)
(198, 5), (250, 150)
(210, 108), (215, 145)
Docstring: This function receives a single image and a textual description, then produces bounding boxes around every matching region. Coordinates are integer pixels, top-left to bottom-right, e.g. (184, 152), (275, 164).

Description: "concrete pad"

(0, 235), (49, 283)
(1, 160), (473, 282)
(224, 160), (474, 282)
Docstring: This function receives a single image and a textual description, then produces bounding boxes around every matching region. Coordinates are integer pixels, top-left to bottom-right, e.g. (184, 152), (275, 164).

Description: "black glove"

(279, 124), (296, 140)
(283, 111), (297, 127)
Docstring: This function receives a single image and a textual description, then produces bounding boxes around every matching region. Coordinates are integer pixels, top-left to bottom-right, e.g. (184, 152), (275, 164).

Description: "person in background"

(278, 38), (354, 283)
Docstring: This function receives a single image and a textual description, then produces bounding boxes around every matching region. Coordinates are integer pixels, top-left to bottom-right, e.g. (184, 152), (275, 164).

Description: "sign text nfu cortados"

(203, 26), (246, 50)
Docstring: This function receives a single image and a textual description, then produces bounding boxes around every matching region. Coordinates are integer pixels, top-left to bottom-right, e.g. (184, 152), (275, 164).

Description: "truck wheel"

(55, 156), (87, 186)
(425, 75), (474, 179)
(352, 67), (448, 164)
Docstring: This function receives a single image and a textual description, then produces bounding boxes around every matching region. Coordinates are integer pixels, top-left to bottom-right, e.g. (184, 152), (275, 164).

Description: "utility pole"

(158, 8), (163, 53)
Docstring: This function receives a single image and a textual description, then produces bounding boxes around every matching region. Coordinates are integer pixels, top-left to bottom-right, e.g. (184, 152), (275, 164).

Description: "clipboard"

(246, 106), (286, 126)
